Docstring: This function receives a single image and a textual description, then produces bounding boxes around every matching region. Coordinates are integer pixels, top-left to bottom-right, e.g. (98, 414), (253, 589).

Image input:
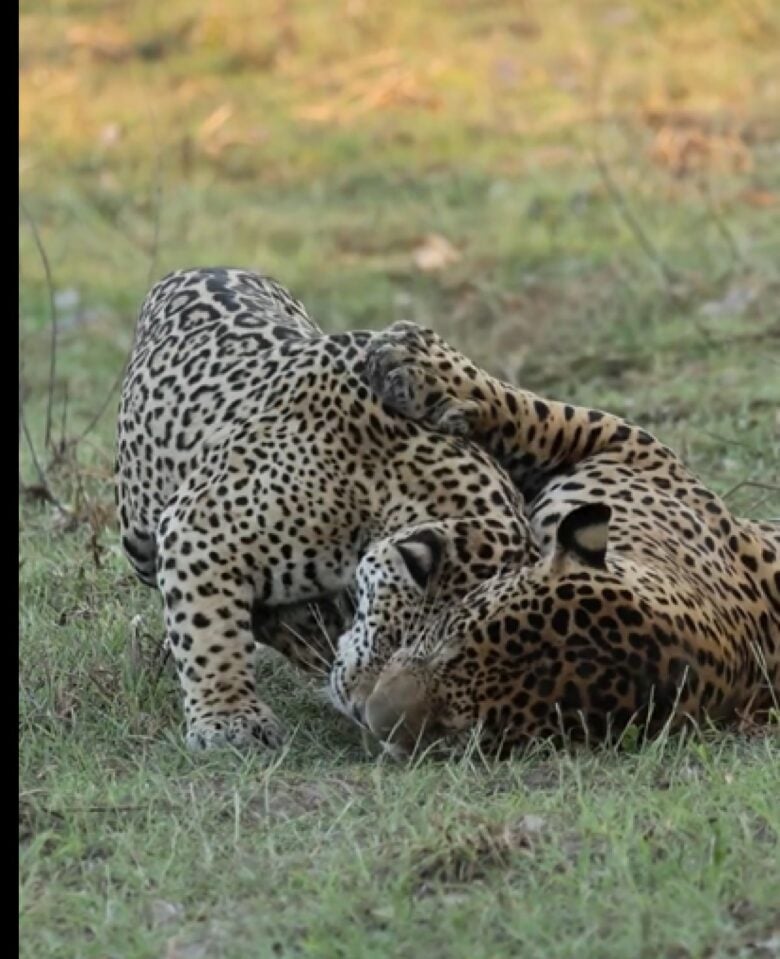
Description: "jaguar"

(327, 321), (780, 755)
(115, 270), (534, 750)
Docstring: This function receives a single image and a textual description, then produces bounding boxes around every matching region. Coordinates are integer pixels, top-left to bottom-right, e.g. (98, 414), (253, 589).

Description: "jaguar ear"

(395, 528), (444, 591)
(555, 503), (611, 569)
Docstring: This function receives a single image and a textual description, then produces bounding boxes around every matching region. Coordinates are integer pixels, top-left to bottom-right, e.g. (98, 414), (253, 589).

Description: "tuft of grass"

(19, 1), (780, 957)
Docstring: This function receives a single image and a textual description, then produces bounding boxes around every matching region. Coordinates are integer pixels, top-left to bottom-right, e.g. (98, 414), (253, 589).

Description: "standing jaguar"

(116, 269), (534, 751)
(327, 322), (780, 755)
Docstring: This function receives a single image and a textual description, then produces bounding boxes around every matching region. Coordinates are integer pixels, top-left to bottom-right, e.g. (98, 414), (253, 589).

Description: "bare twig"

(722, 479), (780, 500)
(152, 641), (173, 686)
(699, 175), (744, 270)
(591, 137), (725, 346)
(747, 492), (778, 516)
(19, 199), (59, 451)
(65, 90), (163, 458)
(700, 430), (756, 451)
(18, 355), (25, 485)
(85, 670), (116, 704)
(143, 98), (164, 290)
(58, 380), (69, 458)
(20, 412), (68, 514)
(592, 146), (679, 290)
(43, 803), (145, 815)
(586, 54), (681, 295)
(73, 362), (127, 445)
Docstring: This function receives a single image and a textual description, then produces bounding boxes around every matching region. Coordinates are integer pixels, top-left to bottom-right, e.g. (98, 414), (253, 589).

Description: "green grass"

(19, 1), (780, 956)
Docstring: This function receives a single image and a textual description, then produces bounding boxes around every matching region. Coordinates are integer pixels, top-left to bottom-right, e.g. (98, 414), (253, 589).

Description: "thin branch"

(19, 198), (59, 451)
(20, 412), (68, 514)
(699, 175), (744, 269)
(58, 380), (69, 457)
(73, 361), (127, 445)
(747, 492), (779, 516)
(18, 353), (25, 476)
(85, 670), (117, 704)
(592, 146), (679, 290)
(143, 98), (164, 290)
(701, 430), (757, 451)
(152, 641), (173, 687)
(722, 479), (780, 500)
(586, 53), (680, 294)
(40, 803), (145, 815)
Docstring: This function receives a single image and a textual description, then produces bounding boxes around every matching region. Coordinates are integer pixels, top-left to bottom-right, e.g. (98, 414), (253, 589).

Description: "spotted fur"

(116, 270), (531, 750)
(329, 321), (780, 754)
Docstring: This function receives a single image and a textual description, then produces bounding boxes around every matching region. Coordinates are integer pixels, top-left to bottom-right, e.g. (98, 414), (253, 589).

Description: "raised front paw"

(365, 322), (480, 437)
(185, 704), (285, 752)
(364, 322), (434, 404)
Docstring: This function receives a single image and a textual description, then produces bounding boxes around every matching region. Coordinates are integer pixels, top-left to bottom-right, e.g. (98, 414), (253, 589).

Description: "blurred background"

(19, 0), (780, 515)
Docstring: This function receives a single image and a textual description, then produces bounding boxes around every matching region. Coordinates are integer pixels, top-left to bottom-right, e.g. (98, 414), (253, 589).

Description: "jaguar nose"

(365, 667), (431, 753)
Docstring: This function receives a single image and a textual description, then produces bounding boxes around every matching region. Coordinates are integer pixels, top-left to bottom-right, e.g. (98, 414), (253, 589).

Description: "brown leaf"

(412, 234), (461, 272)
(295, 50), (443, 126)
(198, 103), (233, 139)
(66, 23), (134, 60)
(649, 126), (752, 176)
(740, 189), (779, 209)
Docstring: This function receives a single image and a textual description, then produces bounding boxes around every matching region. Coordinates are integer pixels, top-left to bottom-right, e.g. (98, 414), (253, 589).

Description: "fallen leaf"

(99, 123), (122, 147)
(66, 23), (133, 60)
(698, 286), (756, 318)
(412, 234), (461, 272)
(150, 899), (184, 927)
(516, 813), (546, 835)
(740, 189), (779, 209)
(649, 127), (752, 176)
(198, 103), (233, 141)
(294, 50), (442, 125)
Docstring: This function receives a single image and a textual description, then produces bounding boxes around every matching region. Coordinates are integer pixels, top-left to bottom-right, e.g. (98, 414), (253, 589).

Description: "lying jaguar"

(116, 269), (534, 750)
(328, 322), (780, 755)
